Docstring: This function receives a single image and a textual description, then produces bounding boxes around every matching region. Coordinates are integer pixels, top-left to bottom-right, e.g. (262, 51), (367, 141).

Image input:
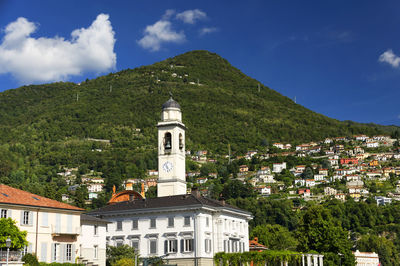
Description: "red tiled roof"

(0, 184), (84, 211)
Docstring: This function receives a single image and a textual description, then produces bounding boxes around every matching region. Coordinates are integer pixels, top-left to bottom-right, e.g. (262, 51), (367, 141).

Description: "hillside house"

(239, 165), (249, 173)
(272, 162), (287, 173)
(340, 158), (359, 165)
(305, 179), (316, 187)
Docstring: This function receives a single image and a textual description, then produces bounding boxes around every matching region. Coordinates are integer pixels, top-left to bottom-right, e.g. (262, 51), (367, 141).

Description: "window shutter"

(67, 215), (72, 233)
(56, 214), (61, 233)
(164, 240), (167, 254)
(180, 239), (184, 253)
(173, 240), (177, 252)
(8, 209), (11, 218)
(60, 244), (66, 263)
(20, 210), (24, 225)
(42, 212), (48, 227)
(71, 244), (76, 262)
(29, 211), (33, 226)
(28, 243), (33, 253)
(41, 243), (47, 262)
(204, 239), (207, 252)
(51, 243), (55, 262)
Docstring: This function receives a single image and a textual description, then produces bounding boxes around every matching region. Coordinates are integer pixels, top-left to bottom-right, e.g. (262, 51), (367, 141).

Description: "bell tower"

(157, 97), (186, 197)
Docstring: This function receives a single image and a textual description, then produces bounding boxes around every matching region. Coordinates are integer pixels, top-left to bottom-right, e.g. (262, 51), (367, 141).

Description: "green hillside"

(0, 50), (394, 152)
(0, 50), (397, 199)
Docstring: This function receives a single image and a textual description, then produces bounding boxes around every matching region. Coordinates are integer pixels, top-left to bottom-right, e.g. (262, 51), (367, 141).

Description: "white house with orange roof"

(0, 184), (85, 264)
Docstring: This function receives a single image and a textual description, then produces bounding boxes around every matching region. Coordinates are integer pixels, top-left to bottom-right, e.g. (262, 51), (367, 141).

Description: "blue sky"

(0, 0), (400, 125)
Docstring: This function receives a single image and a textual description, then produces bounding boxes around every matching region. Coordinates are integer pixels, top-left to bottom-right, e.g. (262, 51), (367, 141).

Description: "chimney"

(191, 187), (201, 198)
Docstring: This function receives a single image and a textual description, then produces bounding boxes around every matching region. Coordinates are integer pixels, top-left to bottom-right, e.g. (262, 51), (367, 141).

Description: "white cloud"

(176, 9), (206, 24)
(138, 20), (185, 52)
(379, 49), (400, 68)
(0, 14), (116, 84)
(199, 27), (218, 36)
(162, 9), (176, 20)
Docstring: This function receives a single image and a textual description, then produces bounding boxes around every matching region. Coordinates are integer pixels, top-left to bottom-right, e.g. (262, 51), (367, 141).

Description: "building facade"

(0, 184), (84, 264)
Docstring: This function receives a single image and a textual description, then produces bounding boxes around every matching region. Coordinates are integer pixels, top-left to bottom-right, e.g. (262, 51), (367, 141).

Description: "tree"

(106, 245), (138, 266)
(250, 224), (297, 250)
(0, 218), (28, 249)
(357, 234), (399, 266)
(296, 205), (355, 265)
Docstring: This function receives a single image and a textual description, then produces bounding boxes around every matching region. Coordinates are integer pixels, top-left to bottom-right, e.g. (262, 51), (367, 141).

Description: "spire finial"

(169, 91), (173, 98)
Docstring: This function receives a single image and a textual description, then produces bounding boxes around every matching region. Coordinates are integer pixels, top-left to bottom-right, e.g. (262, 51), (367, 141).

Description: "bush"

(113, 258), (135, 266)
(22, 253), (39, 266)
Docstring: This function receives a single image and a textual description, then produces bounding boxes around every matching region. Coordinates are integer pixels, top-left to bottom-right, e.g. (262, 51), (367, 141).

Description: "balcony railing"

(51, 225), (80, 235)
(0, 250), (23, 262)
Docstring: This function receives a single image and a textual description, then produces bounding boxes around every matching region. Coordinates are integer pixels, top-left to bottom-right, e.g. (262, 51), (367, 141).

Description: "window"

(205, 239), (211, 253)
(179, 133), (183, 150)
(168, 217), (174, 227)
(116, 241), (123, 247)
(164, 132), (172, 152)
(131, 240), (139, 251)
(150, 218), (156, 228)
(224, 240), (229, 252)
(66, 244), (72, 261)
(53, 243), (59, 262)
(149, 239), (157, 254)
(94, 225), (98, 235)
(183, 239), (193, 252)
(184, 216), (190, 226)
(22, 211), (30, 225)
(116, 221), (122, 231)
(206, 217), (209, 227)
(1, 209), (7, 218)
(22, 245), (28, 256)
(132, 219), (138, 230)
(94, 245), (98, 259)
(165, 239), (177, 254)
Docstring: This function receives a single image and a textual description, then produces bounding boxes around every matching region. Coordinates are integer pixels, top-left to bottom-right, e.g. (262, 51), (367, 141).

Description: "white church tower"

(157, 97), (186, 197)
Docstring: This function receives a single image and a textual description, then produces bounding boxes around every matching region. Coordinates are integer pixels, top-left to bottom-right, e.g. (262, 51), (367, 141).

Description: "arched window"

(164, 132), (172, 152)
(179, 133), (183, 150)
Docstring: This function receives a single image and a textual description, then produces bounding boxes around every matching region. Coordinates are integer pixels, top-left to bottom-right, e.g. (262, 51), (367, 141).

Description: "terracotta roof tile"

(0, 184), (84, 211)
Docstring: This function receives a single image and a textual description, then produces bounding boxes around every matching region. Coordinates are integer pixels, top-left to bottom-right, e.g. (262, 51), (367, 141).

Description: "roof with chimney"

(0, 184), (84, 211)
(87, 192), (251, 217)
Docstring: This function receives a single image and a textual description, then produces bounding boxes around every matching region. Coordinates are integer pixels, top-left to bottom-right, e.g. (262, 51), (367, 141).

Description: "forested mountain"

(0, 50), (397, 199)
(0, 50), (396, 153)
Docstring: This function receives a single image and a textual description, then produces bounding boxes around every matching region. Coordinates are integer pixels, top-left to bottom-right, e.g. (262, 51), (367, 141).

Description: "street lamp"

(5, 237), (11, 266)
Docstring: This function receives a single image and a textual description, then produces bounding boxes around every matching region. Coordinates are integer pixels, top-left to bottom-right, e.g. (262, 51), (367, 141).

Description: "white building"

(272, 162), (287, 173)
(80, 214), (109, 266)
(87, 98), (252, 266)
(0, 184), (84, 264)
(353, 250), (380, 266)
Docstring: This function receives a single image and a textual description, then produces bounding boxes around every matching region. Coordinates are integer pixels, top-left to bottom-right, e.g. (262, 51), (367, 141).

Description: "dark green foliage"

(22, 253), (39, 266)
(106, 245), (138, 266)
(250, 224), (298, 250)
(295, 205), (355, 265)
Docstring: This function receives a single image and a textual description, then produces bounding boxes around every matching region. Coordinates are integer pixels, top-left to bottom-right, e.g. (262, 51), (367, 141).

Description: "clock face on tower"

(162, 161), (173, 173)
